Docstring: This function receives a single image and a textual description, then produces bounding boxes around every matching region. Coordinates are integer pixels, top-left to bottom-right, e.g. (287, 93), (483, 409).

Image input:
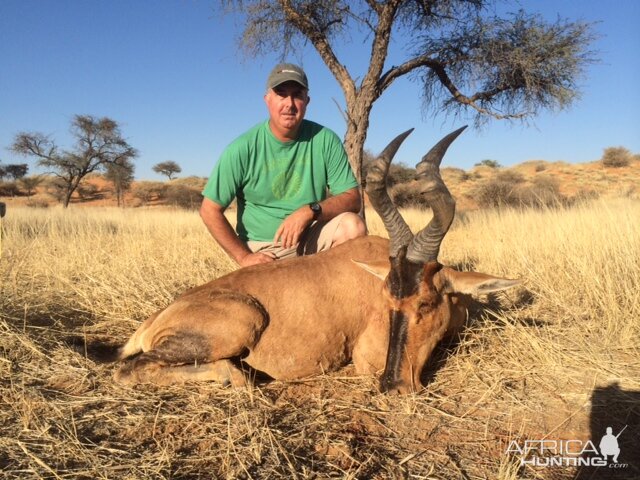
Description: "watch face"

(310, 202), (321, 217)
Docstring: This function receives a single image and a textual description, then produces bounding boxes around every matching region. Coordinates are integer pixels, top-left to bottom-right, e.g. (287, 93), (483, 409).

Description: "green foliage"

(1, 163), (29, 180)
(153, 161), (182, 180)
(475, 159), (502, 168)
(11, 115), (137, 207)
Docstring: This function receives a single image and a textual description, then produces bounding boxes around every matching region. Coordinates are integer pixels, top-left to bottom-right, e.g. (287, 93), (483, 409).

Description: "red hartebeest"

(105, 127), (519, 393)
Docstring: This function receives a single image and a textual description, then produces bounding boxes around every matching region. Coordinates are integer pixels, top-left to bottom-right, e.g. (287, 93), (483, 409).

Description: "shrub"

(442, 167), (471, 183)
(516, 175), (565, 208)
(133, 182), (167, 204)
(389, 182), (424, 208)
(473, 178), (519, 208)
(77, 182), (100, 200)
(387, 163), (416, 186)
(45, 177), (67, 203)
(495, 170), (525, 184)
(26, 197), (50, 208)
(18, 175), (44, 197)
(0, 181), (20, 197)
(601, 147), (632, 168)
(165, 184), (203, 210)
(475, 159), (502, 168)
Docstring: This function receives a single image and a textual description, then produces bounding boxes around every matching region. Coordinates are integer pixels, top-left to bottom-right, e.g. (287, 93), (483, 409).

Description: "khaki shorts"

(247, 212), (351, 260)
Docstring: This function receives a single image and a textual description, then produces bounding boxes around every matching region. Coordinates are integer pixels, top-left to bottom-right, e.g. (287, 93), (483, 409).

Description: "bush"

(442, 167), (471, 183)
(45, 177), (67, 203)
(475, 159), (502, 168)
(601, 147), (632, 168)
(495, 169), (525, 184)
(133, 182), (167, 204)
(474, 174), (566, 209)
(18, 175), (44, 197)
(0, 181), (20, 197)
(516, 176), (564, 208)
(26, 197), (50, 208)
(77, 182), (100, 200)
(473, 178), (519, 208)
(165, 184), (203, 210)
(171, 176), (207, 191)
(389, 182), (424, 208)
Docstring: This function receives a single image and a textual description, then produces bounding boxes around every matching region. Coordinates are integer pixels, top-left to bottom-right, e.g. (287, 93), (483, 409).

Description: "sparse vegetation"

(11, 115), (137, 207)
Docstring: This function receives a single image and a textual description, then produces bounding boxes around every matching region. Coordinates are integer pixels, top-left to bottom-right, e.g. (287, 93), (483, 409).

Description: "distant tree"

(475, 159), (502, 168)
(0, 163), (6, 180)
(18, 175), (44, 197)
(105, 158), (135, 207)
(223, 0), (597, 214)
(601, 147), (632, 168)
(11, 115), (137, 207)
(4, 163), (29, 180)
(153, 161), (182, 180)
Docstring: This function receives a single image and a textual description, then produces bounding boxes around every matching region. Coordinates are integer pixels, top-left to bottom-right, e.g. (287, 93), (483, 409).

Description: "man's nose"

(285, 95), (297, 108)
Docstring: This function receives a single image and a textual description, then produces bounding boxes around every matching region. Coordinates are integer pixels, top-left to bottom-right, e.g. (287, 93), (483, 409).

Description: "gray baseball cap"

(266, 63), (309, 90)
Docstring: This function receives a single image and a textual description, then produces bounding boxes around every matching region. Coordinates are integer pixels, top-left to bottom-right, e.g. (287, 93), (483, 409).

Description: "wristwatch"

(309, 202), (322, 220)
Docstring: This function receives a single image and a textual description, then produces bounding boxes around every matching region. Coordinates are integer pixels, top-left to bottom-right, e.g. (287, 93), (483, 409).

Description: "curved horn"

(406, 126), (467, 264)
(365, 129), (414, 257)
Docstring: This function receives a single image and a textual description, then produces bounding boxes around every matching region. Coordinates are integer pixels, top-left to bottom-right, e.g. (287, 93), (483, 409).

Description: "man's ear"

(352, 260), (389, 281)
(437, 267), (521, 295)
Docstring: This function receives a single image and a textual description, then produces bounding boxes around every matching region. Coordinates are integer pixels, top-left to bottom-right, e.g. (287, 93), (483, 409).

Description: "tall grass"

(1, 199), (639, 479)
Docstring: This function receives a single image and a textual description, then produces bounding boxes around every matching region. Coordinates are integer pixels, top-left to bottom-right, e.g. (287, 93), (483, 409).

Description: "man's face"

(265, 81), (310, 140)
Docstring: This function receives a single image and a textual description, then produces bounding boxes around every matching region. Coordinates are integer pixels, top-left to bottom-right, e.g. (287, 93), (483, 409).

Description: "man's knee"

(332, 213), (366, 245)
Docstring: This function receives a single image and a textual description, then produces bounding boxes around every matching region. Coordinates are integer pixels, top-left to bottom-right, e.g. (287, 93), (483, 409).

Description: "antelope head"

(363, 128), (520, 394)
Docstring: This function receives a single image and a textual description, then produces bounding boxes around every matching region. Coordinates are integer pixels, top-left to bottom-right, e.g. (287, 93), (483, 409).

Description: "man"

(201, 63), (366, 267)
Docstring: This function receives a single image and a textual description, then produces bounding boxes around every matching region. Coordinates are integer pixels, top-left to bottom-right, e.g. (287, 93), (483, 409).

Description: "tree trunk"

(63, 189), (73, 208)
(343, 95), (375, 219)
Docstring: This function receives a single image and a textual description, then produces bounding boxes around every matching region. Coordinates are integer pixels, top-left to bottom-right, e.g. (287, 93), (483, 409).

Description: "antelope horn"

(406, 126), (467, 264)
(365, 129), (414, 257)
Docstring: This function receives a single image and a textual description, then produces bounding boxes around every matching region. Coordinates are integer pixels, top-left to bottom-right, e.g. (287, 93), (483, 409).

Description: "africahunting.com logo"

(506, 426), (629, 469)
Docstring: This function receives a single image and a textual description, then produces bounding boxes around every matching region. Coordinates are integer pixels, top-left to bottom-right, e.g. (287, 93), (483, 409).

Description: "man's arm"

(200, 197), (275, 267)
(273, 187), (361, 248)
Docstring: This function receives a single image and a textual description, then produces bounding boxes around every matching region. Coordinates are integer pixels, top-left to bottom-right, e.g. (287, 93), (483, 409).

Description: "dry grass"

(1, 200), (639, 479)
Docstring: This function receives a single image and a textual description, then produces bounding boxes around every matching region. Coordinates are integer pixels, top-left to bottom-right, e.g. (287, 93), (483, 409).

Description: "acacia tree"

(12, 115), (137, 207)
(224, 0), (596, 213)
(153, 161), (182, 180)
(4, 164), (29, 180)
(105, 158), (135, 206)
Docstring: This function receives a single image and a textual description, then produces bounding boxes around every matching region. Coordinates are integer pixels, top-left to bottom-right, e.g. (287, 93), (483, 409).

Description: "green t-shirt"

(203, 120), (358, 242)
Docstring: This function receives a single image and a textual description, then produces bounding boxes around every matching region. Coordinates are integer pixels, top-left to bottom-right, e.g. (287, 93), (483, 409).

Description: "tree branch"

(279, 0), (356, 101)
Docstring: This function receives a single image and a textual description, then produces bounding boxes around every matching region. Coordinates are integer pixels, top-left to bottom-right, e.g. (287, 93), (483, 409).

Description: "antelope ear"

(352, 260), (390, 281)
(438, 267), (521, 295)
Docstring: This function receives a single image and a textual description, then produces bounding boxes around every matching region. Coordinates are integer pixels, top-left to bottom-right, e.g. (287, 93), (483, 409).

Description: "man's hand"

(273, 206), (315, 249)
(238, 251), (276, 267)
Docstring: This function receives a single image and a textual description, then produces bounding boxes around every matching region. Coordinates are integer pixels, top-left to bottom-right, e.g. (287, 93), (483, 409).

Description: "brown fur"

(111, 235), (519, 392)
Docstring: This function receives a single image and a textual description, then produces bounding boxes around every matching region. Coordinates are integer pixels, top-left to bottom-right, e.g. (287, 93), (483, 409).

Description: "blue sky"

(1, 0), (639, 180)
